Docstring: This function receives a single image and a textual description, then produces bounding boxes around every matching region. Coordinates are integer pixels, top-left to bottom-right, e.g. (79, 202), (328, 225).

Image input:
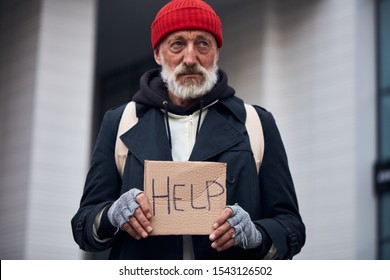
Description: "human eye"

(197, 40), (210, 52)
(170, 40), (184, 52)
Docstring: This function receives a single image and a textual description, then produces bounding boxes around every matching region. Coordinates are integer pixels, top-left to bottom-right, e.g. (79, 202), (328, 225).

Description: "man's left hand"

(209, 204), (263, 251)
(209, 207), (236, 251)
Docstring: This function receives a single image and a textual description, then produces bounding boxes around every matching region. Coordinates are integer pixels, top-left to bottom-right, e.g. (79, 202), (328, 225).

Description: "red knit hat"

(151, 0), (223, 49)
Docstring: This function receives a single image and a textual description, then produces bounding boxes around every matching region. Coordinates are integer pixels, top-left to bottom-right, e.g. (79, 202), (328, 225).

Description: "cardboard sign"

(144, 160), (227, 235)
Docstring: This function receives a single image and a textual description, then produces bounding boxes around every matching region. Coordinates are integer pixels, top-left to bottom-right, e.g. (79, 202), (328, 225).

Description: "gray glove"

(227, 204), (263, 249)
(107, 188), (143, 228)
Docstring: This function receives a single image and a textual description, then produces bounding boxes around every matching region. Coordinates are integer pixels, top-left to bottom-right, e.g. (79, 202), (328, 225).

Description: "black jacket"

(71, 69), (305, 259)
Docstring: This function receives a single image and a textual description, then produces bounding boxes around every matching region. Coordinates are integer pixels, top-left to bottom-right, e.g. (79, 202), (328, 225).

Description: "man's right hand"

(107, 188), (153, 240)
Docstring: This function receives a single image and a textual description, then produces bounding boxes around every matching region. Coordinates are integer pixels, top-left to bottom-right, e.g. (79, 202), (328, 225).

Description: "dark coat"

(71, 96), (305, 259)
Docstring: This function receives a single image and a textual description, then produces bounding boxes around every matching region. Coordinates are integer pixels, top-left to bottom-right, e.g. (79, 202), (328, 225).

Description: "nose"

(182, 44), (197, 66)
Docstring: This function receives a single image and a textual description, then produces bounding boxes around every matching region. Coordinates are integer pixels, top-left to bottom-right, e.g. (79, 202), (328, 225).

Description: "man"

(71, 0), (305, 260)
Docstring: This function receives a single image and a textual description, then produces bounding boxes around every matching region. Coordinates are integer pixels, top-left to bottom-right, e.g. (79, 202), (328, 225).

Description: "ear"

(154, 48), (162, 65)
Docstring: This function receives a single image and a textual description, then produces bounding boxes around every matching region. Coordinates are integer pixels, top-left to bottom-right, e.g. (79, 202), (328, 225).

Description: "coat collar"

(218, 96), (246, 124)
(120, 96), (247, 163)
(189, 105), (243, 161)
(120, 108), (173, 163)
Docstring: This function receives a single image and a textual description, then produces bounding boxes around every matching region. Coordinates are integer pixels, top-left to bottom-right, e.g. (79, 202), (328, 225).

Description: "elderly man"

(72, 0), (305, 260)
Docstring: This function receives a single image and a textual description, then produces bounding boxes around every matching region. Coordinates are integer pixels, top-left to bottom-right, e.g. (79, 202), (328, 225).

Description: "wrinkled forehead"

(160, 30), (218, 46)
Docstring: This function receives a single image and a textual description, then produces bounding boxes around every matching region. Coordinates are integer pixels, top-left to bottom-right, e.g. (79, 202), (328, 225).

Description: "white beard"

(160, 58), (219, 101)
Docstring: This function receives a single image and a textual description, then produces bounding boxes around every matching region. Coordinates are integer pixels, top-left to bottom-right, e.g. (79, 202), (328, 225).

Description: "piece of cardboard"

(144, 160), (227, 235)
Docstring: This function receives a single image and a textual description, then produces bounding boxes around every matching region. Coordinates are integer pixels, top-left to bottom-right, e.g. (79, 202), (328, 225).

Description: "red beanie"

(151, 0), (223, 49)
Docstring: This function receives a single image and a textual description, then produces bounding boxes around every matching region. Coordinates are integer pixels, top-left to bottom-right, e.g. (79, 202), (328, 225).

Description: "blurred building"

(0, 0), (388, 259)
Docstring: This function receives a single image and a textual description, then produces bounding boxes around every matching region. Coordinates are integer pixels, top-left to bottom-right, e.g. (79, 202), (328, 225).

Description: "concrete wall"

(0, 0), (96, 259)
(0, 0), (41, 259)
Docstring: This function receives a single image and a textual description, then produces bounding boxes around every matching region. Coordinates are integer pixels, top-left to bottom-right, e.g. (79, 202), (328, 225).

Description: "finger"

(213, 207), (233, 229)
(136, 193), (152, 219)
(133, 207), (153, 234)
(211, 227), (236, 249)
(214, 237), (235, 252)
(122, 222), (141, 240)
(128, 214), (149, 239)
(209, 221), (231, 241)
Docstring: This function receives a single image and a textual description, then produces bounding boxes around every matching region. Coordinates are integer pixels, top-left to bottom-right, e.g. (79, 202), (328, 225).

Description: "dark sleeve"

(71, 105), (126, 252)
(97, 203), (117, 239)
(253, 106), (306, 259)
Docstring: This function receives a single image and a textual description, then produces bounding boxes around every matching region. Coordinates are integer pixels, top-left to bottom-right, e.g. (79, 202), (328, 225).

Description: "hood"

(132, 68), (235, 115)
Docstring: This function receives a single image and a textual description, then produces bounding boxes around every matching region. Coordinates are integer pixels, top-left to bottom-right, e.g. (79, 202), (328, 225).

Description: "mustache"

(175, 63), (205, 76)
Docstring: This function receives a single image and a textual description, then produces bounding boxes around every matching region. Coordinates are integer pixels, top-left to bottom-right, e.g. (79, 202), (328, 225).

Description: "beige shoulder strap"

(114, 102), (264, 176)
(244, 103), (264, 173)
(115, 101), (138, 177)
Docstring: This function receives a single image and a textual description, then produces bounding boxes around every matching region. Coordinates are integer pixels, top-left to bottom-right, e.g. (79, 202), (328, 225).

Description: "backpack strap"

(244, 104), (264, 173)
(114, 101), (264, 177)
(115, 101), (138, 177)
